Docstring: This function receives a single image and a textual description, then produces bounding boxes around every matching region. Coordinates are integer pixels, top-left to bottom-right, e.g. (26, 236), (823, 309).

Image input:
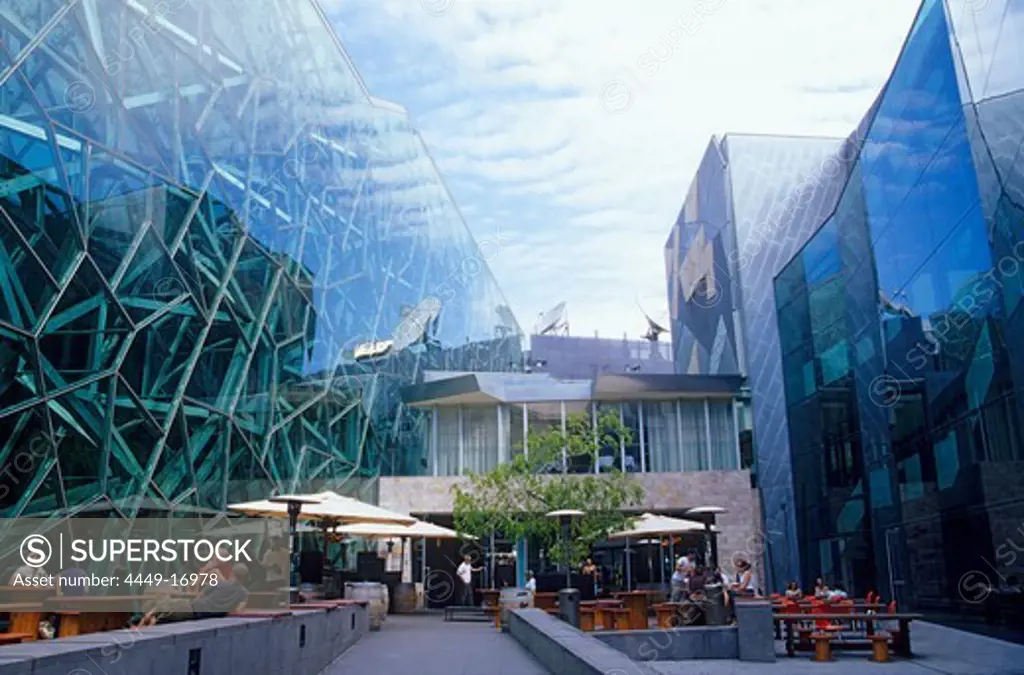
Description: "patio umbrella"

(332, 520), (467, 539)
(333, 520), (471, 584)
(608, 514), (714, 590)
(228, 491), (415, 600)
(607, 513), (712, 539)
(228, 490), (416, 525)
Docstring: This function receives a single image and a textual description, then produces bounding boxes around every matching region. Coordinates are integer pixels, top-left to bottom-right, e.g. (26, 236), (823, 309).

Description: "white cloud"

(327, 0), (922, 340)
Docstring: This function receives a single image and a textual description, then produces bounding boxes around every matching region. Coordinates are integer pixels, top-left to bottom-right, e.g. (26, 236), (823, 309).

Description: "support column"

(561, 400), (567, 472)
(638, 402), (647, 473)
(619, 405), (626, 471)
(703, 398), (713, 470)
(516, 538), (527, 588)
(497, 404), (509, 465)
(457, 404), (465, 475)
(431, 407), (438, 477)
(732, 398), (742, 470)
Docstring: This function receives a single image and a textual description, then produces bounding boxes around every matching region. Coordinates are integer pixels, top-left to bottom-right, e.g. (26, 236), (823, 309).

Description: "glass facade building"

(402, 371), (750, 476)
(666, 0), (1024, 613)
(0, 0), (521, 519)
(773, 0), (1024, 618)
(665, 134), (854, 588)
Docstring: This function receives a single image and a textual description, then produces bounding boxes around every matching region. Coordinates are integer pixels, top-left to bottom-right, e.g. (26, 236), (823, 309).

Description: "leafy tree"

(452, 409), (644, 569)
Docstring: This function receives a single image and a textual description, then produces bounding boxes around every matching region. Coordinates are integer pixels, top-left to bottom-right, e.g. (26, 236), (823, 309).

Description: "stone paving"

(323, 613), (550, 675)
(324, 613), (1024, 675)
(647, 621), (1024, 675)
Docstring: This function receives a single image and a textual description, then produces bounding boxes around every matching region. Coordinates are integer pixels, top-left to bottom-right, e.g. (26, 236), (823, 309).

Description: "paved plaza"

(648, 622), (1024, 675)
(324, 613), (549, 675)
(324, 613), (1024, 675)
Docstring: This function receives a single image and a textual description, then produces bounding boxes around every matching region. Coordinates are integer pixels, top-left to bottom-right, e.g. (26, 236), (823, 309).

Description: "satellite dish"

(636, 297), (669, 342)
(353, 340), (393, 360)
(535, 301), (568, 335)
(392, 296), (442, 351)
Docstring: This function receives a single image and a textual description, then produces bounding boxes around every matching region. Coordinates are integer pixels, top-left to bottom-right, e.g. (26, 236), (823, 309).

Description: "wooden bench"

(443, 605), (489, 622)
(484, 605), (502, 630)
(811, 632), (833, 662)
(579, 607), (597, 632)
(870, 632), (891, 662)
(0, 633), (31, 645)
(0, 603), (43, 642)
(603, 608), (630, 631)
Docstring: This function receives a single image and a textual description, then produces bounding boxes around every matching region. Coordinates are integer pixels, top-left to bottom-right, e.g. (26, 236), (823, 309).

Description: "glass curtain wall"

(679, 401), (708, 471)
(462, 407), (499, 474)
(774, 0), (1024, 612)
(428, 397), (741, 475)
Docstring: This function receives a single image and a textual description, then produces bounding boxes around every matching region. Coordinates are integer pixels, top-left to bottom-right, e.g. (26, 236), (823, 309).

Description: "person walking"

(456, 555), (482, 606)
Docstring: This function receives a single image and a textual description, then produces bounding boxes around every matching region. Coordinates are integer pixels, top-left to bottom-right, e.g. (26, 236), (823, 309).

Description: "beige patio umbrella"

(333, 520), (468, 539)
(333, 520), (473, 586)
(228, 491), (415, 599)
(228, 490), (416, 525)
(607, 513), (715, 591)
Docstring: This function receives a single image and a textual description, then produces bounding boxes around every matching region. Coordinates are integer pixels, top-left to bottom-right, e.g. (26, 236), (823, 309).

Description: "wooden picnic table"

(479, 589), (500, 608)
(533, 592), (558, 611)
(45, 596), (154, 637)
(0, 603), (43, 641)
(0, 586), (52, 603)
(774, 612), (924, 658)
(611, 591), (651, 630)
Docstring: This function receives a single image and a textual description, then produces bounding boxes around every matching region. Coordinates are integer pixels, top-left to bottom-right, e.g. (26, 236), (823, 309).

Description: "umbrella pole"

(400, 537), (407, 583)
(659, 536), (664, 585)
(287, 501), (301, 605)
(625, 537), (631, 592)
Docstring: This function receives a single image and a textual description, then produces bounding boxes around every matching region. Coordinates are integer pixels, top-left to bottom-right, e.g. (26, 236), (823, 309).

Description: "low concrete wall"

(594, 626), (738, 660)
(0, 604), (368, 675)
(733, 600), (776, 662)
(507, 608), (658, 675)
(509, 601), (776, 669)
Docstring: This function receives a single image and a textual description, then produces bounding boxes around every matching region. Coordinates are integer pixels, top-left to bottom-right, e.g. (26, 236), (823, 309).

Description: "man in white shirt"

(525, 571), (537, 593)
(456, 555), (482, 606)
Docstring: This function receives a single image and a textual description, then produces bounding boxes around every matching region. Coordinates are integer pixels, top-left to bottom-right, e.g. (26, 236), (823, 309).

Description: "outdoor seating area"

(771, 594), (923, 662)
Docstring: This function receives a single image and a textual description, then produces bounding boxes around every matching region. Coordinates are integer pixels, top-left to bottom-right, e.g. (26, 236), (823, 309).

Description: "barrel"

(345, 582), (388, 630)
(392, 582), (417, 613)
(499, 587), (533, 630)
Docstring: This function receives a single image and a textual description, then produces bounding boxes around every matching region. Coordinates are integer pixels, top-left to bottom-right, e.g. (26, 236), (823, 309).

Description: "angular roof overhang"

(401, 372), (744, 407)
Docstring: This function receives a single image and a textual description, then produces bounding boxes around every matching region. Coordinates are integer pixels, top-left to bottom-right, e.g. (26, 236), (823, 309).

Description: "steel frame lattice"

(0, 0), (522, 520)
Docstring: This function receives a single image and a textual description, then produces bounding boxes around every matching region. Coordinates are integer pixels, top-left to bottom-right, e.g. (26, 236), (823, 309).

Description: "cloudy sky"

(325, 0), (922, 340)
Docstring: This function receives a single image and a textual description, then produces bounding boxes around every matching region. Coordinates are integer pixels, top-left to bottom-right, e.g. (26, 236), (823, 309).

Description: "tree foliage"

(452, 409), (644, 568)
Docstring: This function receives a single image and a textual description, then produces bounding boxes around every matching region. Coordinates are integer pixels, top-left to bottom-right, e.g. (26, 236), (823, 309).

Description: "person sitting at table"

(137, 563), (250, 626)
(260, 537), (290, 591)
(57, 566), (89, 597)
(729, 559), (757, 597)
(670, 561), (687, 602)
(581, 558), (599, 597)
(8, 561), (47, 584)
(784, 580), (802, 601)
(814, 577), (829, 598)
(688, 566), (709, 598)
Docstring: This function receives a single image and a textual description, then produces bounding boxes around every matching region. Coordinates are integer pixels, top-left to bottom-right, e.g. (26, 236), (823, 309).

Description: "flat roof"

(401, 372), (744, 407)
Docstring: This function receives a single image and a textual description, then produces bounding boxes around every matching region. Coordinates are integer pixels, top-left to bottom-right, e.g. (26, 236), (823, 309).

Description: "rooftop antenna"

(635, 296), (669, 342)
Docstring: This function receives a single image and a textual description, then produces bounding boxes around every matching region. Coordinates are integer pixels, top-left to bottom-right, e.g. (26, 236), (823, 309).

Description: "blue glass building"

(0, 0), (521, 518)
(668, 0), (1024, 617)
(774, 0), (1024, 617)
